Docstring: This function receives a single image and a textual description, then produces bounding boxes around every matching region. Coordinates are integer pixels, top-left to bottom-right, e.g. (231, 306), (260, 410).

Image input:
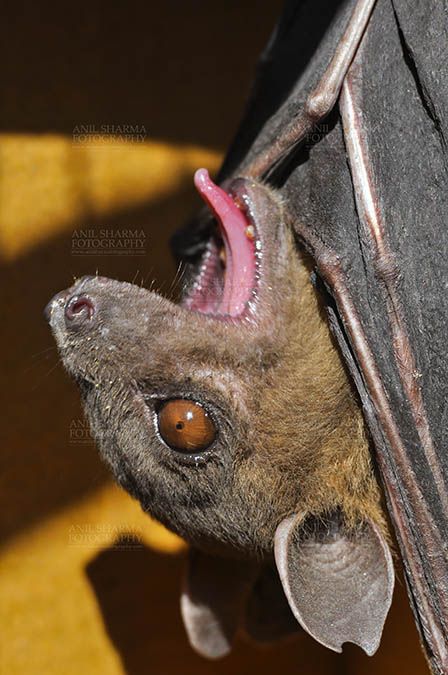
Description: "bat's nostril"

(65, 294), (96, 324)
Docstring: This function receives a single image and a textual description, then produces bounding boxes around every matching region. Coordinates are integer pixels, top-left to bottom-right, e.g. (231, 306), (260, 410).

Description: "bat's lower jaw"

(134, 484), (278, 562)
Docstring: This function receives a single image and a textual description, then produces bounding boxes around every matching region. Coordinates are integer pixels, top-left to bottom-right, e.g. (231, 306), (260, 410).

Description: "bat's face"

(46, 172), (362, 556)
(46, 170), (394, 656)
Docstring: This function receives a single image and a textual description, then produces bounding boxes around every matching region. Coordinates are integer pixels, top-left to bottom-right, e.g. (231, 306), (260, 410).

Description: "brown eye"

(157, 399), (216, 453)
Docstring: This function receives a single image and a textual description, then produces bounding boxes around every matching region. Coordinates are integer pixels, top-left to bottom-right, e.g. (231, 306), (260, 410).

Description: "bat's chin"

(182, 169), (261, 320)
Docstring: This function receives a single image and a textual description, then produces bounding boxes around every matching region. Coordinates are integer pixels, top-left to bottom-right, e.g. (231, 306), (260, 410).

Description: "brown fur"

(246, 255), (385, 531)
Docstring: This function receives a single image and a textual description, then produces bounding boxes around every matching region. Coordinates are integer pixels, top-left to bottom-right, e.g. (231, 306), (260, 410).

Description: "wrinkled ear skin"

(180, 548), (259, 659)
(274, 512), (394, 656)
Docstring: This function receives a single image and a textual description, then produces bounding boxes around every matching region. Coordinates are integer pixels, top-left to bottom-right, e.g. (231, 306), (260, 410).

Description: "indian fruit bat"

(45, 168), (394, 657)
(46, 0), (448, 671)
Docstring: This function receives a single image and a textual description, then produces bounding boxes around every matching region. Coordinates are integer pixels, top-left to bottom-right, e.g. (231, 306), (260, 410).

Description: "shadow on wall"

(86, 536), (335, 675)
(1, 0), (282, 145)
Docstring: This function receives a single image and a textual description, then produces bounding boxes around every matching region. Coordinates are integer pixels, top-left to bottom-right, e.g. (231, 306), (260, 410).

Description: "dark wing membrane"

(344, 3), (448, 668)
(280, 0), (448, 671)
(220, 0), (360, 179)
(222, 0), (448, 672)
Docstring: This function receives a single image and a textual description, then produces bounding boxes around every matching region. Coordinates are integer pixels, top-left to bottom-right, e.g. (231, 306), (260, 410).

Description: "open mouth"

(182, 169), (260, 319)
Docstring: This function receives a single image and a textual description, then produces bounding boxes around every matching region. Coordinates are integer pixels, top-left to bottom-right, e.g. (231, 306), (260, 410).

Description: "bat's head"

(46, 170), (394, 656)
(46, 172), (299, 550)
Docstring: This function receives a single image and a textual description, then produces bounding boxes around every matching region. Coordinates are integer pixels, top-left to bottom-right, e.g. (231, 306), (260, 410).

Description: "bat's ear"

(274, 512), (395, 656)
(180, 548), (258, 659)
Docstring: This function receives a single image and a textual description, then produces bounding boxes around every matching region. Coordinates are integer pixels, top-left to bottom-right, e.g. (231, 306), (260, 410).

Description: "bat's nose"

(64, 294), (96, 324)
(44, 276), (97, 324)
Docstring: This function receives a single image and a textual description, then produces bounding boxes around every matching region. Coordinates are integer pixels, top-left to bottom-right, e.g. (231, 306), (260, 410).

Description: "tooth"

(245, 225), (255, 241)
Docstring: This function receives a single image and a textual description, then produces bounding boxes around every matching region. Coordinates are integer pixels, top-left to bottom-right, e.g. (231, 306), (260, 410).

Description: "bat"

(45, 170), (394, 658)
(45, 0), (448, 671)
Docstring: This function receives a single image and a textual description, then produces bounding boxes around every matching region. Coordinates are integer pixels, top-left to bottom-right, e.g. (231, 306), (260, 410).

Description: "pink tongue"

(194, 168), (255, 317)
